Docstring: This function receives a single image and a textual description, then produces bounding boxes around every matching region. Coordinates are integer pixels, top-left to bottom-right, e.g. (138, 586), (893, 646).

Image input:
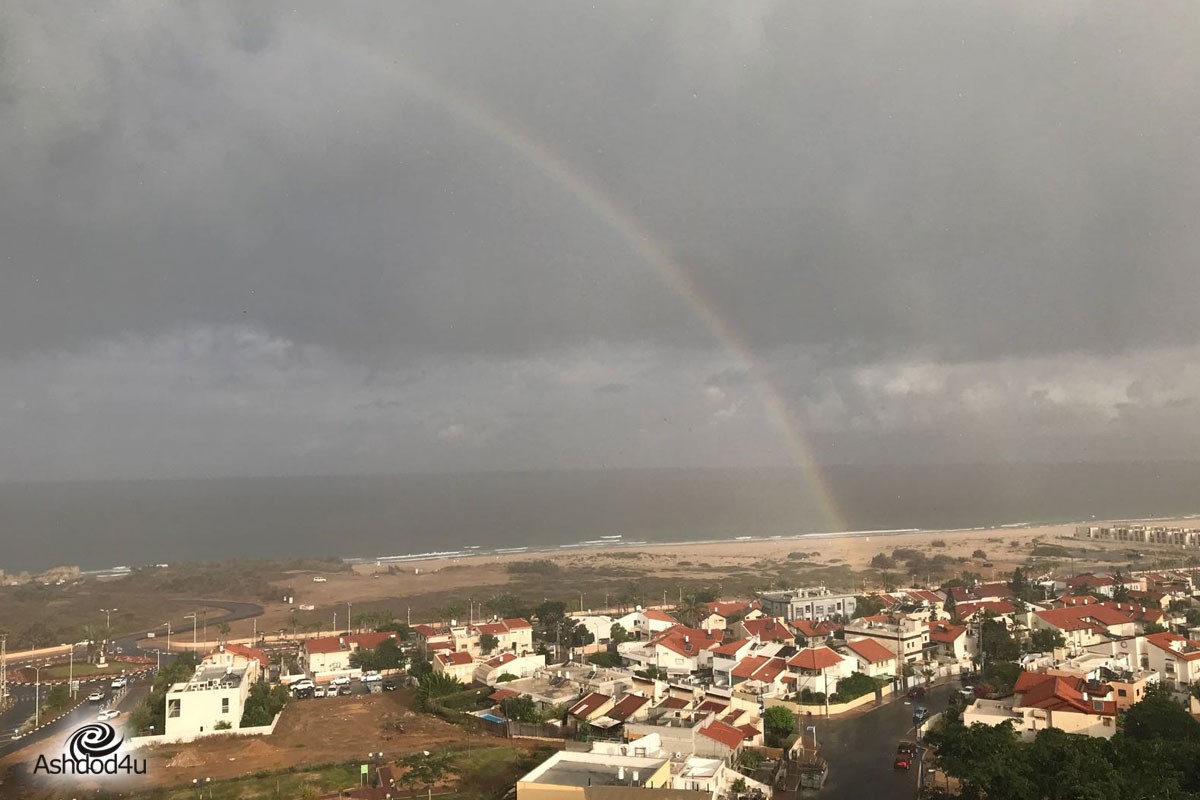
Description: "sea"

(2, 462), (1199, 573)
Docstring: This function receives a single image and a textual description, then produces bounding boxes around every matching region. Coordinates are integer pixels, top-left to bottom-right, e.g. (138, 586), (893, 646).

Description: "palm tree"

(216, 622), (231, 644)
(677, 595), (708, 628)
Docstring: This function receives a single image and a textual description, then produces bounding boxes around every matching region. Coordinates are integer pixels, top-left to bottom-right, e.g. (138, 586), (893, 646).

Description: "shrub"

(972, 549), (988, 560)
(931, 539), (947, 548)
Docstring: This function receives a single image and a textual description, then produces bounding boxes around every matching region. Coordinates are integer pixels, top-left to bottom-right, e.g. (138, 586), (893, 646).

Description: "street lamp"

(184, 613), (198, 648)
(164, 621), (172, 656)
(100, 608), (118, 659)
(348, 602), (353, 635)
(33, 662), (50, 727)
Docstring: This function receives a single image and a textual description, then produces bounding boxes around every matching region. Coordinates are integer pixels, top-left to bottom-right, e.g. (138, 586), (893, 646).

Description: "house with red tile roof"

(842, 616), (930, 665)
(927, 621), (970, 663)
(605, 693), (652, 723)
(568, 691), (615, 722)
(948, 583), (1016, 604)
(302, 632), (398, 676)
(1064, 573), (1140, 599)
(472, 618), (535, 655)
(843, 637), (897, 678)
(965, 671), (1119, 740)
(729, 655), (791, 696)
(1033, 605), (1138, 648)
(434, 650), (478, 683)
(791, 619), (841, 647)
(617, 626), (722, 677)
(1145, 631), (1200, 691)
(697, 720), (746, 757)
(614, 608), (680, 638)
(785, 646), (856, 696)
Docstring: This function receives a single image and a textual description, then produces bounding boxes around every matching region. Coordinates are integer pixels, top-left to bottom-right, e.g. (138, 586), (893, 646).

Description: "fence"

(764, 683), (894, 718)
(507, 720), (570, 740)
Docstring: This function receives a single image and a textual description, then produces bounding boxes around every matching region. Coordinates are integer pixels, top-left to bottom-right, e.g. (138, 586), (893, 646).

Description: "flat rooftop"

(170, 665), (247, 692)
(521, 752), (666, 788)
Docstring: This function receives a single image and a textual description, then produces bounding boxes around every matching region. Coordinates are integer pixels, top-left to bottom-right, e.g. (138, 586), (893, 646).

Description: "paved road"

(806, 682), (955, 800)
(0, 675), (149, 760)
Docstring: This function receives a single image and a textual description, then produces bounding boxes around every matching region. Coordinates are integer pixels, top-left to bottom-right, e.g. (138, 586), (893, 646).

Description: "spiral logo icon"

(66, 723), (123, 760)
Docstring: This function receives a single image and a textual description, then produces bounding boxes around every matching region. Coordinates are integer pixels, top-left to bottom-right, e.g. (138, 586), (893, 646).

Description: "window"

(167, 699), (181, 718)
(1118, 689), (1127, 697)
(222, 697), (230, 714)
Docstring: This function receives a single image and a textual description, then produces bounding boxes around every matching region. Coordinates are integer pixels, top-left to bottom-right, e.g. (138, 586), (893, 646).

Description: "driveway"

(803, 682), (955, 800)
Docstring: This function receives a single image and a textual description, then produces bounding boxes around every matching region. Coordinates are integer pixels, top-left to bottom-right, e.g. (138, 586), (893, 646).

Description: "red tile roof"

(791, 619), (840, 639)
(907, 589), (944, 605)
(732, 655), (788, 683)
(503, 618), (533, 629)
(710, 638), (753, 657)
(437, 651), (475, 667)
(304, 633), (395, 655)
(568, 692), (612, 718)
(1145, 631), (1200, 661)
(705, 600), (755, 617)
(657, 696), (689, 710)
(787, 647), (844, 671)
(845, 638), (896, 664)
(607, 694), (650, 721)
(652, 627), (723, 657)
(696, 699), (729, 713)
(698, 720), (745, 750)
(738, 723), (761, 740)
(489, 688), (520, 702)
(1058, 595), (1099, 607)
(1014, 673), (1116, 716)
(1036, 604), (1138, 632)
(1097, 601), (1162, 624)
(643, 609), (680, 624)
(927, 621), (967, 644)
(205, 643), (269, 667)
(741, 617), (793, 642)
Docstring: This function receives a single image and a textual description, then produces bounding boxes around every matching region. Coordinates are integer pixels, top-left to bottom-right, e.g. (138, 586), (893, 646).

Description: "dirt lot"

(142, 688), (466, 787)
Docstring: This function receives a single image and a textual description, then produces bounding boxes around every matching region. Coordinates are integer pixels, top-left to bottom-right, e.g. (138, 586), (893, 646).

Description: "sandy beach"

(233, 517), (1198, 636)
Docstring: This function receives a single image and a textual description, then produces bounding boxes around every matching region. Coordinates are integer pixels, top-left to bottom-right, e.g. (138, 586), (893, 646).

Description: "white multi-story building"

(757, 588), (856, 622)
(163, 643), (269, 740)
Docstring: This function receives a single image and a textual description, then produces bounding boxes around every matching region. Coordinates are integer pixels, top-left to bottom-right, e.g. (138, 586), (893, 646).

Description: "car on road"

(312, 576), (327, 582)
(913, 706), (930, 723)
(330, 676), (351, 686)
(893, 754), (912, 770)
(382, 680), (397, 692)
(110, 677), (128, 689)
(313, 686), (326, 698)
(897, 741), (919, 756)
(98, 709), (121, 721)
(338, 684), (353, 696)
(87, 691), (106, 703)
(907, 686), (926, 699)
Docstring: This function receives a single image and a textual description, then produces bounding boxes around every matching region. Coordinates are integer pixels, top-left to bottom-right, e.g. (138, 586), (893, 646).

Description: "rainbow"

(317, 35), (845, 532)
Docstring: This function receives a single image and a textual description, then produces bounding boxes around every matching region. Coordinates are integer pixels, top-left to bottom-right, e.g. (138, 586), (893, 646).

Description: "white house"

(842, 616), (930, 664)
(1144, 631), (1200, 692)
(434, 651), (478, 683)
(164, 662), (255, 740)
(571, 615), (616, 645)
(842, 637), (897, 678)
(785, 646), (857, 695)
(473, 652), (547, 685)
(303, 632), (396, 677)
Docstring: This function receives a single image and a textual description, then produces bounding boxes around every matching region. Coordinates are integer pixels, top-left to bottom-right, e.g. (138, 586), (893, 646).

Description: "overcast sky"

(2, 2), (1199, 481)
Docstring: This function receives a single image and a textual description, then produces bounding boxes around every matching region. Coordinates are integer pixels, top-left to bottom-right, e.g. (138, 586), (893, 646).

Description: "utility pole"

(0, 634), (6, 706)
(347, 602), (353, 634)
(184, 612), (198, 648)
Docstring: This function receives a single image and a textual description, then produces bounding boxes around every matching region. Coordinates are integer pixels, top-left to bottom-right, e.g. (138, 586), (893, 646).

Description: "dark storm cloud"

(1, 2), (1199, 478)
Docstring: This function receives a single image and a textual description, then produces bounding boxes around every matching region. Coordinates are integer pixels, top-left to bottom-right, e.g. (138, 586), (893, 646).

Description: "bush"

(829, 671), (879, 703)
(587, 652), (623, 669)
(931, 539), (947, 548)
(797, 688), (826, 705)
(972, 549), (988, 560)
(506, 560), (561, 576)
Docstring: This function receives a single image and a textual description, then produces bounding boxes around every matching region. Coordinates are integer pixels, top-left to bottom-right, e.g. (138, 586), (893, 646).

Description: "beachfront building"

(758, 587), (856, 622)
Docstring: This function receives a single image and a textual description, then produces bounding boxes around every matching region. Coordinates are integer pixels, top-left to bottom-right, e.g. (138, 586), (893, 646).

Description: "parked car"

(87, 691), (105, 703)
(293, 687), (313, 699)
(362, 671), (382, 683)
(382, 680), (397, 692)
(330, 676), (351, 687)
(913, 706), (930, 723)
(312, 576), (327, 582)
(313, 686), (326, 698)
(290, 679), (315, 692)
(893, 754), (912, 770)
(98, 709), (121, 721)
(110, 677), (128, 689)
(338, 685), (353, 696)
(907, 686), (926, 699)
(960, 686), (976, 698)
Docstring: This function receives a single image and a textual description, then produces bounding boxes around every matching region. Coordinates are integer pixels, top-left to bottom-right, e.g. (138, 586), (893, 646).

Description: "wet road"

(805, 682), (954, 800)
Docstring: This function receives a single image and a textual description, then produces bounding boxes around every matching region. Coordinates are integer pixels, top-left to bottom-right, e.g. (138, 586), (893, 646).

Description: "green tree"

(216, 622), (231, 643)
(479, 633), (499, 655)
(45, 684), (70, 713)
(1029, 628), (1065, 652)
(375, 637), (408, 670)
(399, 751), (454, 796)
(1143, 622), (1168, 635)
(1122, 682), (1200, 742)
(415, 672), (463, 709)
(870, 553), (895, 570)
(972, 549), (988, 560)
(609, 624), (632, 644)
(763, 705), (796, 747)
